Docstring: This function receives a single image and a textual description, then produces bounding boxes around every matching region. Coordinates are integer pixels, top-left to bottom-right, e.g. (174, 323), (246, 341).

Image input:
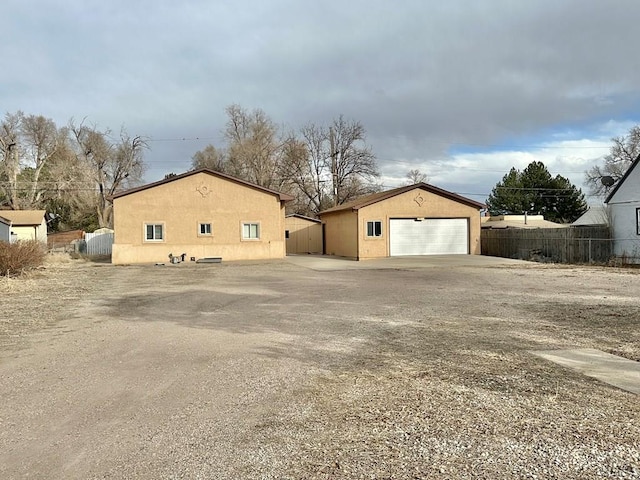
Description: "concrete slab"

(286, 254), (528, 271)
(532, 348), (640, 394)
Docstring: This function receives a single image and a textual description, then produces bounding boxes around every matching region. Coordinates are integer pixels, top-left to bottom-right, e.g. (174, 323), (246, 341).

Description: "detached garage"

(320, 183), (485, 260)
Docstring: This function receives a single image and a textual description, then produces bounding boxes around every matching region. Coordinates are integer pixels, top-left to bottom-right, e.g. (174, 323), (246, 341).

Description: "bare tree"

(586, 126), (640, 197)
(224, 105), (284, 189)
(191, 144), (226, 172)
(405, 169), (428, 185)
(0, 112), (65, 209)
(70, 120), (147, 228)
(328, 115), (380, 206)
(0, 112), (22, 208)
(281, 116), (380, 215)
(19, 114), (65, 207)
(281, 123), (330, 215)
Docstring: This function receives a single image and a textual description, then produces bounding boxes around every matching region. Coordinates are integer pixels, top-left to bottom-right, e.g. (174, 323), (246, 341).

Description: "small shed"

(285, 214), (323, 254)
(0, 210), (47, 243)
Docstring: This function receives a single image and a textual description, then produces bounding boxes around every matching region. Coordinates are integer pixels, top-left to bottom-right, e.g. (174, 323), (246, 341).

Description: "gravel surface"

(0, 255), (638, 479)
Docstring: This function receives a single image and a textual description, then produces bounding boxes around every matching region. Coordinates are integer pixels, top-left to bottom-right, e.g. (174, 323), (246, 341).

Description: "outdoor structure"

(482, 214), (567, 229)
(572, 205), (608, 227)
(319, 183), (485, 260)
(285, 214), (323, 255)
(0, 210), (47, 243)
(111, 169), (293, 264)
(0, 215), (10, 242)
(605, 154), (640, 263)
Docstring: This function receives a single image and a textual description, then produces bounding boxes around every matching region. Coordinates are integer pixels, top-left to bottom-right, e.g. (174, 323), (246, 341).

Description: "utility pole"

(329, 126), (338, 206)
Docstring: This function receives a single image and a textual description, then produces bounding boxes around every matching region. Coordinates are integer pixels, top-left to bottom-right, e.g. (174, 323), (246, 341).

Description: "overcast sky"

(3, 0), (640, 204)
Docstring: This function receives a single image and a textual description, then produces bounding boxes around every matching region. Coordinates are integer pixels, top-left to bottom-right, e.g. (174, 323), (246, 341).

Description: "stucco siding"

(112, 172), (286, 264)
(356, 189), (481, 259)
(285, 216), (322, 254)
(322, 210), (358, 259)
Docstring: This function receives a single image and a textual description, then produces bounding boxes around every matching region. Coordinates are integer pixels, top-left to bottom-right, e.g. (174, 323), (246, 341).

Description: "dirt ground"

(1, 255), (639, 479)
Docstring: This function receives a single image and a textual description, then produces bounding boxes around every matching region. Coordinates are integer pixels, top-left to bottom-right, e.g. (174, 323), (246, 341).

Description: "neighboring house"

(571, 205), (608, 227)
(111, 169), (293, 264)
(605, 154), (640, 263)
(0, 215), (10, 243)
(285, 214), (323, 255)
(0, 210), (47, 243)
(482, 215), (568, 229)
(319, 183), (485, 260)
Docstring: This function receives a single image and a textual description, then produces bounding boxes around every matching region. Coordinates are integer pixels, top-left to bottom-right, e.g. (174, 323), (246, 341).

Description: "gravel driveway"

(1, 255), (638, 479)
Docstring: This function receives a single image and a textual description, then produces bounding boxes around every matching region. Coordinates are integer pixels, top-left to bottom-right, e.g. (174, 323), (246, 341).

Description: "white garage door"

(389, 218), (469, 256)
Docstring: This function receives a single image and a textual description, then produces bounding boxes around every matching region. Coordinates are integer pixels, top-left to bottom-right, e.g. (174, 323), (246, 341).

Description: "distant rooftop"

(481, 215), (567, 229)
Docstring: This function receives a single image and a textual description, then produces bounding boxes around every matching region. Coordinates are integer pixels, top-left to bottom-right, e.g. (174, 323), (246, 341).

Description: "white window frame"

(366, 220), (383, 238)
(636, 208), (640, 235)
(241, 222), (260, 240)
(144, 223), (165, 242)
(199, 222), (212, 236)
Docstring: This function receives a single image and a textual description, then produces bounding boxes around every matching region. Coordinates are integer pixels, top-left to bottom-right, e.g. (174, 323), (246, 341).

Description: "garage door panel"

(389, 218), (468, 256)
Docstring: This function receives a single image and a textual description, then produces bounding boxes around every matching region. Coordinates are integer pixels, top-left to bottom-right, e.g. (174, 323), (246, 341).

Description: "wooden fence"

(481, 227), (612, 264)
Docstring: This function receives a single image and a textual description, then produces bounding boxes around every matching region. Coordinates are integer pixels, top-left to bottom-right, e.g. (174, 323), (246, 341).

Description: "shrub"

(0, 240), (47, 276)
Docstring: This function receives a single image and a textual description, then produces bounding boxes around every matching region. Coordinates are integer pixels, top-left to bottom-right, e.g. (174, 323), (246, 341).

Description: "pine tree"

(487, 161), (587, 223)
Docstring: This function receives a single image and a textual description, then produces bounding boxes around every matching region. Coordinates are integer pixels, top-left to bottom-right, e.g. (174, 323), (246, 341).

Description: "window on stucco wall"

(145, 223), (164, 241)
(366, 220), (382, 237)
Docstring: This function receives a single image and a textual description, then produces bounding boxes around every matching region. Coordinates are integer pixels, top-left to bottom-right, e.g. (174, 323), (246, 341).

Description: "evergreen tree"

(487, 161), (587, 223)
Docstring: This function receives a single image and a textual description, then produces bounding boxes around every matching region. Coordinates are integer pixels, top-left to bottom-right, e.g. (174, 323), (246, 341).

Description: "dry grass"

(0, 240), (46, 276)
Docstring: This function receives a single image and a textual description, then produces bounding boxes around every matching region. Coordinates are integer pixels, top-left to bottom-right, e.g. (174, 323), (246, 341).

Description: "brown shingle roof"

(110, 169), (294, 202)
(0, 210), (46, 226)
(319, 183), (485, 215)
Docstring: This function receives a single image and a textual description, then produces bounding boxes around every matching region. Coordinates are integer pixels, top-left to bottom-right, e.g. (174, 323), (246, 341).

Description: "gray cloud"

(3, 0), (640, 198)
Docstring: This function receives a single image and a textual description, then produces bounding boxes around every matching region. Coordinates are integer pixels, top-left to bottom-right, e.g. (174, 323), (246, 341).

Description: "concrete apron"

(533, 348), (640, 394)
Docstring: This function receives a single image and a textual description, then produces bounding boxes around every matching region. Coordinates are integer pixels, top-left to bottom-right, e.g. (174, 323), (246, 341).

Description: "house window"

(285, 230), (290, 239)
(636, 208), (640, 235)
(242, 222), (260, 240)
(199, 223), (212, 236)
(366, 220), (382, 237)
(145, 223), (164, 241)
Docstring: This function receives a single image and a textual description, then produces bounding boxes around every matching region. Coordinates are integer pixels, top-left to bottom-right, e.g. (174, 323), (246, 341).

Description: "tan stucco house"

(0, 210), (47, 243)
(111, 169), (293, 264)
(319, 183), (485, 260)
(285, 214), (323, 254)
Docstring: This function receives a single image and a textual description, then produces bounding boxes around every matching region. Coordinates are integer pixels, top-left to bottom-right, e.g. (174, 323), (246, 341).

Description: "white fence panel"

(85, 232), (114, 255)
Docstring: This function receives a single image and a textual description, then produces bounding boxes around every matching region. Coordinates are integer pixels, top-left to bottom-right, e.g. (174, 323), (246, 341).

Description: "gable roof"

(0, 210), (46, 226)
(0, 215), (10, 226)
(285, 214), (321, 223)
(319, 183), (485, 215)
(605, 153), (640, 204)
(110, 169), (294, 202)
(571, 205), (608, 226)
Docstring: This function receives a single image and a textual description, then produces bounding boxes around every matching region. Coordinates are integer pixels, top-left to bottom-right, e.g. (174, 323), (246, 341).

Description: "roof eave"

(605, 153), (640, 203)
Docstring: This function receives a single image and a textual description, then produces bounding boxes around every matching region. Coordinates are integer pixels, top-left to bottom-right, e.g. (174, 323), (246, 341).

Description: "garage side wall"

(357, 189), (481, 259)
(112, 172), (286, 264)
(322, 210), (358, 259)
